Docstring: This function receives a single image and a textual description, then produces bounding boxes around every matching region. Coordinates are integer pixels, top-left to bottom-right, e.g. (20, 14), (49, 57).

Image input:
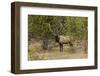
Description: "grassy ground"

(28, 40), (88, 61)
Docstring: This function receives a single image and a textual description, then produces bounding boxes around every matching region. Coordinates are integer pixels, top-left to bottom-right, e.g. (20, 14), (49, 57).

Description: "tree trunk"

(42, 38), (48, 50)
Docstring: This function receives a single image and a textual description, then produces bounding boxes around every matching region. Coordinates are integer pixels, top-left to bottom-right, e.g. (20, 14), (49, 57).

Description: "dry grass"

(28, 41), (88, 61)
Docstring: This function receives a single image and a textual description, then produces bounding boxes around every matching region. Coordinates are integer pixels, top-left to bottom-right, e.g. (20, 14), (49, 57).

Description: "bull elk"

(48, 24), (74, 52)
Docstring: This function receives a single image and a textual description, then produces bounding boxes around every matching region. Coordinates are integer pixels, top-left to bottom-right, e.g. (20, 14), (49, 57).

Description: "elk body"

(48, 24), (74, 52)
(55, 35), (73, 52)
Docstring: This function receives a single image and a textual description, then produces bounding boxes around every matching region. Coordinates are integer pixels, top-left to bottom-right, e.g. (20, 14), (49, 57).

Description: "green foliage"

(28, 15), (88, 40)
(64, 16), (88, 39)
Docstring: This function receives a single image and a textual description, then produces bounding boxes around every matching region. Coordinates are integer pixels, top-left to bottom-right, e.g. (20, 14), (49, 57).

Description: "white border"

(20, 6), (95, 70)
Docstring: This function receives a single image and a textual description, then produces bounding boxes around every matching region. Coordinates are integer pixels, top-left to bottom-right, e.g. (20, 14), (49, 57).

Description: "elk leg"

(59, 43), (63, 52)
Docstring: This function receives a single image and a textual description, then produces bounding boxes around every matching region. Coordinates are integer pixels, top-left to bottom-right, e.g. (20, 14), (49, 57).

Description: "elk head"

(48, 23), (63, 43)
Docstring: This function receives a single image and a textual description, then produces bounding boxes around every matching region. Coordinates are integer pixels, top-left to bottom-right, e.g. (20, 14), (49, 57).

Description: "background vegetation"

(28, 15), (88, 60)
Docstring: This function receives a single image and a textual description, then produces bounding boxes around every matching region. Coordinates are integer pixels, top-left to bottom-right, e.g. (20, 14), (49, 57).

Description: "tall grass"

(28, 40), (87, 60)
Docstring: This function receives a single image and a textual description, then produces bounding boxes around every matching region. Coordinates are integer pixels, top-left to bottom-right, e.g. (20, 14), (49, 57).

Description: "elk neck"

(55, 35), (60, 43)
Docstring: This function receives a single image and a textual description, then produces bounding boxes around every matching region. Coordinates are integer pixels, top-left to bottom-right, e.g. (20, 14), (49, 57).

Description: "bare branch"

(48, 24), (56, 35)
